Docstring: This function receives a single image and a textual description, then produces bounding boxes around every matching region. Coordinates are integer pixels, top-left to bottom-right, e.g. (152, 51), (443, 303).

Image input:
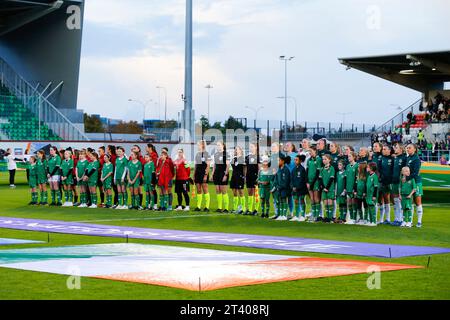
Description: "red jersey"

(174, 158), (191, 180)
(156, 159), (173, 188)
(72, 155), (78, 176)
(150, 151), (158, 166)
(109, 153), (117, 166)
(99, 154), (105, 171)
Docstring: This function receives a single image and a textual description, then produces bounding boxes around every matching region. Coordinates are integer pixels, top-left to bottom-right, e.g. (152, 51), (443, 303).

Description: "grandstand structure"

(0, 0), (88, 141)
(340, 51), (450, 145)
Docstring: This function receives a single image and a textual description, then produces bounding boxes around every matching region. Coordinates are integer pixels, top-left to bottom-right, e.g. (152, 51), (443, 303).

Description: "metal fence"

(377, 98), (422, 133)
(419, 149), (450, 163)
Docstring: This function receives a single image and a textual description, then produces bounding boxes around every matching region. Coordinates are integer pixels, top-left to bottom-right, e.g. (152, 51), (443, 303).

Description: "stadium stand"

(0, 85), (61, 141)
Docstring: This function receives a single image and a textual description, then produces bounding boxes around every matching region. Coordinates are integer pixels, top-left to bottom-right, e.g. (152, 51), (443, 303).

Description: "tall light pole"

(205, 84), (213, 121)
(245, 106), (264, 129)
(181, 0), (195, 142)
(156, 86), (167, 123)
(276, 96), (298, 126)
(337, 112), (352, 131)
(279, 56), (295, 138)
(128, 98), (153, 132)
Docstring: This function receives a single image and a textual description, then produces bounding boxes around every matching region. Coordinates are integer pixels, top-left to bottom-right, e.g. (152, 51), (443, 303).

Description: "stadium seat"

(0, 85), (62, 140)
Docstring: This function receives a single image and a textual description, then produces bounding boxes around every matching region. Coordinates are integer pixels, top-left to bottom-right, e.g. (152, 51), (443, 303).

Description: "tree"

(199, 115), (211, 132)
(111, 121), (143, 134)
(224, 116), (246, 131)
(84, 113), (104, 133)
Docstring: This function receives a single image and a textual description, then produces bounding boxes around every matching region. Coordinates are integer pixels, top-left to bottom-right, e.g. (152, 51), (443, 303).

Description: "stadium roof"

(0, 0), (80, 36)
(339, 51), (450, 93)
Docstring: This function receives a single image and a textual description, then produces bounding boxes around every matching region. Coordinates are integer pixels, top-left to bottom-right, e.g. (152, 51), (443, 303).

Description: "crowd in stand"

(421, 93), (450, 123)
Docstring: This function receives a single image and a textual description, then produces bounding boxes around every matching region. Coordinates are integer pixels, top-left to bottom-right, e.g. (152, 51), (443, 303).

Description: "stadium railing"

(419, 149), (450, 163)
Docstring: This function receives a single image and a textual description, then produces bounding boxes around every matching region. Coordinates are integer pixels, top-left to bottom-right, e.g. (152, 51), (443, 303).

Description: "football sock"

(118, 193), (123, 206)
(217, 194), (223, 210)
(416, 205), (423, 224)
(233, 197), (239, 211)
(240, 196), (246, 212)
(248, 196), (254, 212)
(107, 194), (112, 206)
(384, 204), (391, 222)
(196, 194), (203, 209)
(223, 193), (229, 210)
(204, 193), (211, 209)
(91, 192), (97, 205)
(168, 193), (173, 207)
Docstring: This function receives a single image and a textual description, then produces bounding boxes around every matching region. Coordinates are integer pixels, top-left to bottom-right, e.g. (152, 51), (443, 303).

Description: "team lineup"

(23, 138), (424, 228)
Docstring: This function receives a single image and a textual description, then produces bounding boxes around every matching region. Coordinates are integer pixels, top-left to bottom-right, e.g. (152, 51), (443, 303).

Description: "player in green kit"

(257, 155), (273, 218)
(47, 146), (62, 206)
(345, 152), (358, 223)
(307, 146), (322, 221)
(61, 150), (74, 207)
(406, 143), (424, 228)
(127, 151), (143, 210)
(27, 156), (39, 205)
(76, 150), (89, 207)
(348, 162), (367, 225)
(366, 162), (379, 227)
(319, 154), (335, 222)
(114, 147), (129, 210)
(101, 154), (114, 208)
(399, 166), (416, 228)
(391, 143), (407, 225)
(84, 152), (100, 208)
(143, 154), (156, 210)
(36, 150), (48, 205)
(336, 160), (347, 223)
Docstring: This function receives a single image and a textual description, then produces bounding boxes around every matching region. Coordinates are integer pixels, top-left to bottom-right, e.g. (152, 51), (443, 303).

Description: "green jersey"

(143, 161), (155, 184)
(336, 170), (346, 195)
(47, 155), (61, 176)
(320, 165), (335, 191)
(366, 173), (379, 198)
(356, 177), (366, 198)
(28, 163), (38, 187)
(406, 153), (422, 184)
(400, 177), (416, 196)
(258, 168), (274, 188)
(380, 155), (394, 185)
(307, 156), (322, 183)
(101, 162), (114, 182)
(36, 158), (47, 180)
(86, 160), (100, 182)
(61, 159), (74, 178)
(273, 165), (291, 190)
(114, 156), (128, 181)
(76, 159), (88, 180)
(345, 162), (358, 193)
(392, 154), (407, 184)
(128, 160), (142, 181)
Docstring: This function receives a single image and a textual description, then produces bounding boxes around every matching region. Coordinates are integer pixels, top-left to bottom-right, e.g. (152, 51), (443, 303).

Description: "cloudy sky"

(77, 0), (450, 127)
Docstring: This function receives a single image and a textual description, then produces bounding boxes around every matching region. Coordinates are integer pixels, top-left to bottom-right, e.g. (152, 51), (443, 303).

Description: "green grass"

(0, 171), (449, 300)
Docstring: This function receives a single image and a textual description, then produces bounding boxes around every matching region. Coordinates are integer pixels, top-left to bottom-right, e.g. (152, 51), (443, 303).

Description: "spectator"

(5, 148), (19, 188)
(440, 155), (448, 165)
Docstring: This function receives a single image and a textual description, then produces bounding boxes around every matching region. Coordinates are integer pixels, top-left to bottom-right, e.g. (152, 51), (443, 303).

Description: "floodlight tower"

(181, 0), (195, 142)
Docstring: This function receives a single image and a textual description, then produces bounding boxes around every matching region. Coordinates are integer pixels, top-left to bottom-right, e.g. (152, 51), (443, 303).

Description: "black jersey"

(245, 154), (259, 178)
(194, 151), (210, 171)
(231, 156), (246, 179)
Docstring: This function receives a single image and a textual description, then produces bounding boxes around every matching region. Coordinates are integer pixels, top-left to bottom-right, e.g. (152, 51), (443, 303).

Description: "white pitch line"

(74, 213), (229, 223)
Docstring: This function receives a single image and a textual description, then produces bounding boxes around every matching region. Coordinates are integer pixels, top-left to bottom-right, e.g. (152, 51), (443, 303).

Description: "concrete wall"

(0, 1), (85, 124)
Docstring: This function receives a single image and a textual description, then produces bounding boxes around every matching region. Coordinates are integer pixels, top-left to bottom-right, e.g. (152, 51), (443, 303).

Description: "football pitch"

(0, 171), (449, 300)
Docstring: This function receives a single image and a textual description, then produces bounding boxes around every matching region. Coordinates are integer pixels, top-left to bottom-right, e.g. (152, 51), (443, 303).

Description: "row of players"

(23, 140), (423, 228)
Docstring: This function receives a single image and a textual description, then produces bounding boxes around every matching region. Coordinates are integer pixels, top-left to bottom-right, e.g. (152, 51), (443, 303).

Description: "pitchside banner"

(0, 217), (449, 258)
